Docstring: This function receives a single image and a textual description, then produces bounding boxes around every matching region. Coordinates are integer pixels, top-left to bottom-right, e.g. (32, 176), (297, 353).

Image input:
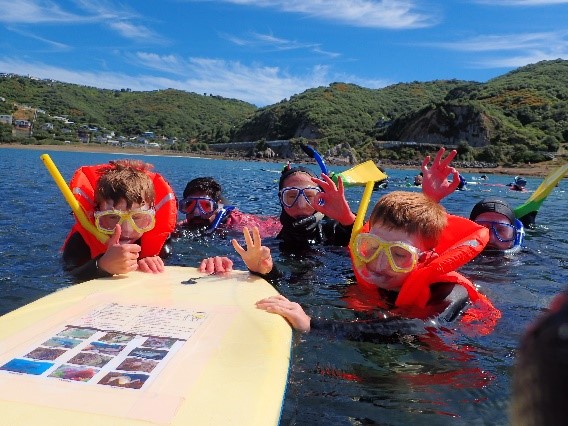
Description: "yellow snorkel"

(40, 153), (109, 244)
(514, 164), (568, 224)
(348, 163), (386, 250)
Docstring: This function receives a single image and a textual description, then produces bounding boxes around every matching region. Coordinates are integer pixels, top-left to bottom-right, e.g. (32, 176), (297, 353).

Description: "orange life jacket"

(349, 214), (500, 334)
(63, 163), (177, 259)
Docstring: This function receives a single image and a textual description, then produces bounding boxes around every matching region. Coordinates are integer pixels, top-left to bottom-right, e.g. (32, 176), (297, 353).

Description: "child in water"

(275, 165), (355, 247)
(201, 190), (498, 338)
(62, 159), (177, 282)
(177, 177), (280, 237)
(197, 167), (355, 272)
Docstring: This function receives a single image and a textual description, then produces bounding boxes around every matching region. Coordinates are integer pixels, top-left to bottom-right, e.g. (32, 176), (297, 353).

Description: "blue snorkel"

(300, 143), (329, 175)
(205, 205), (236, 235)
(507, 218), (525, 255)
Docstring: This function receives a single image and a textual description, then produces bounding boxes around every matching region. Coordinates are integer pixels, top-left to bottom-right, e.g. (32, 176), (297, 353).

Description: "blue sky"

(1, 1), (567, 107)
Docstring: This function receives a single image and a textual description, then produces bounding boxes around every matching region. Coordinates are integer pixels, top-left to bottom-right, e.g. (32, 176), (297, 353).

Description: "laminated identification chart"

(0, 303), (208, 390)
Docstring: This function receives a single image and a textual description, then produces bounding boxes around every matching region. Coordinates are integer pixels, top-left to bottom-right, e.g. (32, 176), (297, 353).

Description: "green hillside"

(1, 59), (567, 165)
(0, 76), (256, 145)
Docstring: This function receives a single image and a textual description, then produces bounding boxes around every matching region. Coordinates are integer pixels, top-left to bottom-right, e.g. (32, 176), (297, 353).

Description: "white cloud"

(472, 53), (568, 68)
(222, 31), (341, 57)
(425, 31), (568, 69)
(431, 31), (568, 52)
(108, 21), (162, 42)
(473, 0), (568, 5)
(6, 26), (71, 51)
(213, 0), (438, 29)
(0, 0), (82, 23)
(0, 0), (160, 42)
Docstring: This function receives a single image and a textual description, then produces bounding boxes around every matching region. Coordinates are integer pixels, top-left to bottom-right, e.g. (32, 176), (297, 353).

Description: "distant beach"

(1, 142), (565, 178)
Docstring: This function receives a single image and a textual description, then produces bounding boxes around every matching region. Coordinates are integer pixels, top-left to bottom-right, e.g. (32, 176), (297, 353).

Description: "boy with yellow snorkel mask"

(62, 159), (177, 282)
(201, 176), (499, 338)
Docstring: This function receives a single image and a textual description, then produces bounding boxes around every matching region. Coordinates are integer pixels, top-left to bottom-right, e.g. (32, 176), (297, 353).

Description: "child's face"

(180, 191), (219, 227)
(355, 221), (430, 291)
(97, 198), (152, 244)
(280, 172), (320, 219)
(473, 212), (515, 251)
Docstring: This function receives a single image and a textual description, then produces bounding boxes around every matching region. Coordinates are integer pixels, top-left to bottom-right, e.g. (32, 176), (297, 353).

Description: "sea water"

(1, 148), (567, 425)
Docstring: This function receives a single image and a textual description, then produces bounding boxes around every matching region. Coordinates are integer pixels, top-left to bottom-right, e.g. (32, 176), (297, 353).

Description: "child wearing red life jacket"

(62, 159), (177, 282)
(202, 190), (499, 339)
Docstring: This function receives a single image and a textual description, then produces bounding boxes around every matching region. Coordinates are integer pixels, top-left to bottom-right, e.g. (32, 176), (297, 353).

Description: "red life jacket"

(63, 163), (177, 259)
(349, 214), (501, 334)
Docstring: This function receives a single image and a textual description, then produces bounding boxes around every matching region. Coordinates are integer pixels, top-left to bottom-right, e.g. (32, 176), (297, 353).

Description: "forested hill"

(0, 82), (257, 145)
(1, 59), (567, 165)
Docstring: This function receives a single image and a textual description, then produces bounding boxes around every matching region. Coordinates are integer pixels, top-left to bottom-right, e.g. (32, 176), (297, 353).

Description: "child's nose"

(369, 250), (388, 271)
(121, 218), (135, 233)
(296, 194), (309, 206)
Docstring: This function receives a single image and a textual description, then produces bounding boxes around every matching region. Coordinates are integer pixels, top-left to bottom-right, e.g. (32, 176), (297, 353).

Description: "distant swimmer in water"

(508, 176), (527, 191)
(413, 172), (423, 186)
(456, 174), (467, 191)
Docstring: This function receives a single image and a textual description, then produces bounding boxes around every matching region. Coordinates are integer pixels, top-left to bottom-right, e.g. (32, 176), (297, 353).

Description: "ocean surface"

(1, 147), (567, 425)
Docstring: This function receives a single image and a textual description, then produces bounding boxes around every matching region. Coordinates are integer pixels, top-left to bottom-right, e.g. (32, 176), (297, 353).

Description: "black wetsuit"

(62, 232), (172, 283)
(277, 211), (353, 248)
(308, 283), (469, 343)
(254, 267), (469, 343)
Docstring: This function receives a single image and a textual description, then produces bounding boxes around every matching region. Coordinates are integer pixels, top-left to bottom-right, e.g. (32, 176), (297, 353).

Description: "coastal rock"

(384, 104), (499, 147)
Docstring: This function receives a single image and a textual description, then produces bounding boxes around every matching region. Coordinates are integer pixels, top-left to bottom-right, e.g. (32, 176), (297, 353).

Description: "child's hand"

(232, 227), (273, 275)
(98, 224), (141, 275)
(422, 147), (460, 202)
(311, 174), (355, 226)
(256, 295), (311, 332)
(199, 256), (233, 274)
(137, 256), (165, 273)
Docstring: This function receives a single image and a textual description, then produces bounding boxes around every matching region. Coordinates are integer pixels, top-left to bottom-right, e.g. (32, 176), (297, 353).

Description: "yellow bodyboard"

(0, 266), (291, 425)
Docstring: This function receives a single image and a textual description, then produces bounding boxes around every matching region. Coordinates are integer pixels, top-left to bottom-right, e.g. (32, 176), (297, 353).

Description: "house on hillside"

(14, 119), (31, 128)
(77, 128), (90, 143)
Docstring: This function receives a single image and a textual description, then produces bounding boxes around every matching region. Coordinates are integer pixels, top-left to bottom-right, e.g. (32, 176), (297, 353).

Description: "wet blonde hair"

(369, 191), (446, 248)
(95, 160), (155, 209)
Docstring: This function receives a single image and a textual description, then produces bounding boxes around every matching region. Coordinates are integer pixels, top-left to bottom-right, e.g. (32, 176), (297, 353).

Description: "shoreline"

(1, 142), (565, 178)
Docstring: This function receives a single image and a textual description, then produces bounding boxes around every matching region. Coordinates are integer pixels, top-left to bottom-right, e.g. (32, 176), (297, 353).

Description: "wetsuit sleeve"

(309, 315), (429, 342)
(249, 265), (282, 285)
(62, 232), (112, 282)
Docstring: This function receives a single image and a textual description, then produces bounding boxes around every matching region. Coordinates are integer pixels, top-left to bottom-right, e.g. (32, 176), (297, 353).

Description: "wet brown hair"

(94, 160), (155, 209)
(183, 177), (222, 201)
(369, 191), (447, 248)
